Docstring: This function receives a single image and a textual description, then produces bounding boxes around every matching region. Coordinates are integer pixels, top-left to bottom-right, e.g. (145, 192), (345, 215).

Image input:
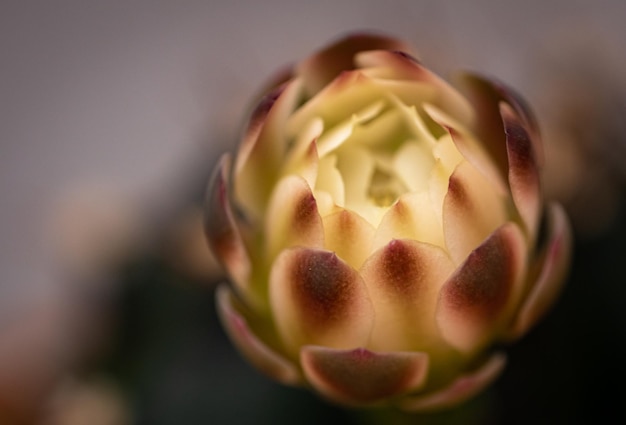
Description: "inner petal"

(315, 155), (345, 207)
(393, 141), (434, 192)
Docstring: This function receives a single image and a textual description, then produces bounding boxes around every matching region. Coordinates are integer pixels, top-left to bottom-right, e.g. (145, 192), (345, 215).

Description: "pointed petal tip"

(301, 346), (429, 406)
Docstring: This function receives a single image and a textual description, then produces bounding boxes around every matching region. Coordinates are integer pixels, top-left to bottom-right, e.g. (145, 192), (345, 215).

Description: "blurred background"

(1, 0), (625, 424)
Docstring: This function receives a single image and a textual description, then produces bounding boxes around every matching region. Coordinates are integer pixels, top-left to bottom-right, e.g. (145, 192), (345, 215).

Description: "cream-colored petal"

(393, 141), (435, 193)
(336, 146), (375, 208)
(507, 203), (572, 340)
(436, 223), (527, 353)
(424, 103), (507, 195)
(398, 353), (506, 411)
(269, 248), (374, 356)
(204, 155), (251, 294)
(316, 100), (386, 157)
(296, 33), (414, 97)
(287, 71), (383, 137)
(501, 102), (542, 241)
(216, 285), (302, 385)
(442, 160), (509, 265)
(264, 175), (324, 260)
(356, 50), (475, 127)
(234, 79), (303, 220)
(315, 155), (345, 207)
(301, 346), (429, 406)
(372, 192), (444, 251)
(322, 209), (376, 269)
(360, 239), (454, 352)
(346, 107), (406, 151)
(282, 117), (323, 187)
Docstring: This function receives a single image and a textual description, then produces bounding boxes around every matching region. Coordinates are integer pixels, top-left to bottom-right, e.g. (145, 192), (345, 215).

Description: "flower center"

(367, 167), (407, 207)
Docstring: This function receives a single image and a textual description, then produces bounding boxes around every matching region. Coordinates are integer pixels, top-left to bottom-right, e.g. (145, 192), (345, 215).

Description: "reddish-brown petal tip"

(360, 239), (454, 351)
(265, 175), (324, 258)
(437, 223), (527, 352)
(301, 346), (429, 405)
(398, 353), (506, 411)
(270, 248), (374, 353)
(204, 154), (251, 289)
(216, 285), (301, 385)
(501, 102), (542, 238)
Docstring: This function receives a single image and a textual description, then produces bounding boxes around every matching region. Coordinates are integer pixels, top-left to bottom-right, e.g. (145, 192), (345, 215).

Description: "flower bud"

(205, 33), (571, 409)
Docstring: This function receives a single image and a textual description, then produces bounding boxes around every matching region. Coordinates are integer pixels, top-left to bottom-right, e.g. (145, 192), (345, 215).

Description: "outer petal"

(264, 175), (324, 259)
(442, 161), (508, 265)
(215, 285), (301, 385)
(234, 79), (303, 219)
(301, 346), (429, 406)
(507, 203), (572, 339)
(436, 223), (527, 352)
(204, 154), (251, 292)
(456, 73), (543, 181)
(501, 102), (541, 241)
(296, 33), (414, 97)
(360, 239), (455, 352)
(269, 248), (374, 355)
(398, 353), (506, 411)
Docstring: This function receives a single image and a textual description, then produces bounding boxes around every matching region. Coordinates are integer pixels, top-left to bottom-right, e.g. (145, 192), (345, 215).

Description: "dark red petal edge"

(204, 154), (251, 290)
(216, 285), (301, 385)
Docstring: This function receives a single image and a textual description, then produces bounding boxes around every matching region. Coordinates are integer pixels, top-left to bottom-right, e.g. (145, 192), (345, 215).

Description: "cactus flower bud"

(205, 33), (571, 409)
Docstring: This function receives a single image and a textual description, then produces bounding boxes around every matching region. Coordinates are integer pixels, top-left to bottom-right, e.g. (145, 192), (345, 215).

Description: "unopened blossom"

(205, 33), (571, 409)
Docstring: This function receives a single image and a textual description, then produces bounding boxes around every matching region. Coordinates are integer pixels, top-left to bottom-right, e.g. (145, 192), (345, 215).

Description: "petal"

(507, 203), (572, 339)
(322, 209), (376, 270)
(269, 248), (374, 355)
(234, 79), (303, 219)
(436, 223), (527, 352)
(456, 73), (544, 179)
(297, 33), (414, 97)
(424, 104), (507, 195)
(282, 118), (323, 188)
(455, 73), (510, 180)
(264, 175), (325, 260)
(398, 353), (506, 411)
(287, 70), (383, 139)
(204, 154), (251, 293)
(372, 192), (444, 252)
(442, 161), (509, 265)
(356, 50), (475, 127)
(216, 285), (302, 385)
(301, 346), (429, 405)
(501, 102), (542, 241)
(360, 239), (455, 351)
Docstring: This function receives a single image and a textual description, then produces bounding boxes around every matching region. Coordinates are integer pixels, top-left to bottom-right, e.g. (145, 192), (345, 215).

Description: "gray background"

(1, 1), (625, 424)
